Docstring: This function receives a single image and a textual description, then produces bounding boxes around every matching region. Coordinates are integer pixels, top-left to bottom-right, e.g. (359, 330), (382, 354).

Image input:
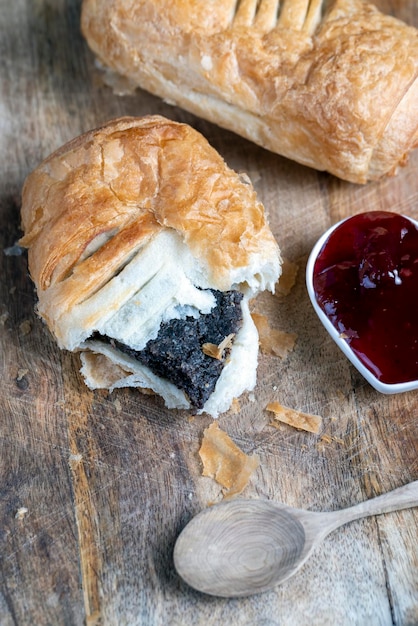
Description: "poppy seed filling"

(98, 290), (244, 410)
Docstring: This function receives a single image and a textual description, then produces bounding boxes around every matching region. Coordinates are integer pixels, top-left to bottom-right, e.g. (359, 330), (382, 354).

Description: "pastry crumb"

(228, 397), (241, 414)
(251, 312), (297, 358)
(16, 368), (29, 381)
(113, 397), (122, 413)
(3, 243), (24, 257)
(320, 433), (332, 444)
(199, 422), (259, 498)
(267, 401), (322, 434)
(320, 434), (344, 445)
(15, 507), (29, 520)
(275, 258), (299, 296)
(69, 453), (83, 465)
(19, 320), (32, 336)
(202, 333), (235, 360)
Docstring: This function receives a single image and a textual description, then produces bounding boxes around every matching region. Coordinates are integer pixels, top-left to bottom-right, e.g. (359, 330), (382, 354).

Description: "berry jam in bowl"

(306, 211), (418, 394)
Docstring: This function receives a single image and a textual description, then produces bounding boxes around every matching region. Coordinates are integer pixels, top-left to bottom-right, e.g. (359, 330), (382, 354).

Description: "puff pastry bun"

(80, 0), (418, 184)
(20, 116), (281, 417)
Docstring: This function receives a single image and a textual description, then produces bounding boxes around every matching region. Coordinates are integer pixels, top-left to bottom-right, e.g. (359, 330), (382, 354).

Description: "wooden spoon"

(173, 480), (418, 597)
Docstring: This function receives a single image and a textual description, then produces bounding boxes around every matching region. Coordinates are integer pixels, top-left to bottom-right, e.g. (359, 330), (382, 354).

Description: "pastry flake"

(251, 312), (297, 359)
(267, 401), (322, 434)
(275, 258), (298, 296)
(199, 422), (260, 497)
(20, 116), (281, 418)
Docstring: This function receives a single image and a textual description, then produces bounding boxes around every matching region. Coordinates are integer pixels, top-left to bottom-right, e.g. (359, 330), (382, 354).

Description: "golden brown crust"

(20, 116), (280, 350)
(21, 115), (278, 293)
(20, 116), (281, 416)
(81, 0), (418, 183)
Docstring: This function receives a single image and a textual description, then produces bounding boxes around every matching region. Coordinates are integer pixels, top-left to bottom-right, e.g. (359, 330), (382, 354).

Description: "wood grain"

(1, 1), (418, 625)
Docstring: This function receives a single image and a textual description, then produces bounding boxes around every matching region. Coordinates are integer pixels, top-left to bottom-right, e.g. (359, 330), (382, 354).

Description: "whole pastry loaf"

(80, 0), (418, 184)
(20, 116), (281, 417)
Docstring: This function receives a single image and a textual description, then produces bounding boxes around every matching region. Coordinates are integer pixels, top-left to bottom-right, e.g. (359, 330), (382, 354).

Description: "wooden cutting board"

(1, 1), (417, 625)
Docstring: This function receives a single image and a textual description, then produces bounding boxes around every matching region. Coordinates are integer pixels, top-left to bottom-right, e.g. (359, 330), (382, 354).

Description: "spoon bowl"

(174, 480), (418, 597)
(175, 500), (306, 597)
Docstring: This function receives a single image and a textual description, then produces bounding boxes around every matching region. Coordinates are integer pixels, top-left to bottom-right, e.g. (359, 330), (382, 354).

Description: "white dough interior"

(71, 229), (261, 416)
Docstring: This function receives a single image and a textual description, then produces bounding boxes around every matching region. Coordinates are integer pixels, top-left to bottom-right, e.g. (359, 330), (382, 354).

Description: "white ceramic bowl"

(306, 214), (418, 395)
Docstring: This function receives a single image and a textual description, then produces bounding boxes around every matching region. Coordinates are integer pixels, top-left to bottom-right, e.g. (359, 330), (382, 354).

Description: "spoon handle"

(323, 479), (418, 531)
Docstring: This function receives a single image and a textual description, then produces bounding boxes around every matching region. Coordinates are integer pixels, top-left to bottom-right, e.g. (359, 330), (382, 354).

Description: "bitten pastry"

(81, 0), (418, 184)
(20, 116), (281, 417)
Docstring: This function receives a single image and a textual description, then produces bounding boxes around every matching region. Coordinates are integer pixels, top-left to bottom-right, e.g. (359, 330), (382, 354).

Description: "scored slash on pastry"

(232, 0), (323, 33)
(81, 0), (418, 183)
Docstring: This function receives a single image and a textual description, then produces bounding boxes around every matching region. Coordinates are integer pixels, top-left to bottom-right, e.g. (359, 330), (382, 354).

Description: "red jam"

(313, 211), (418, 385)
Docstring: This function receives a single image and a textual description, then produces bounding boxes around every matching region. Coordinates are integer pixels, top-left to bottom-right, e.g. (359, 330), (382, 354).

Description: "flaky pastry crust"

(81, 0), (418, 184)
(20, 115), (280, 348)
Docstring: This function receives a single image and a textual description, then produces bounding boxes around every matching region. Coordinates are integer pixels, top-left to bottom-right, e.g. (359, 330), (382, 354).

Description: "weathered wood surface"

(1, 1), (417, 625)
